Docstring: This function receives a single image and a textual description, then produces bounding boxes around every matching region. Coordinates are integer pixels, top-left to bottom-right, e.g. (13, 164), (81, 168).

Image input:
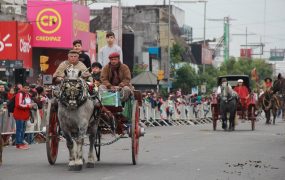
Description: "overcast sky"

(90, 0), (285, 58)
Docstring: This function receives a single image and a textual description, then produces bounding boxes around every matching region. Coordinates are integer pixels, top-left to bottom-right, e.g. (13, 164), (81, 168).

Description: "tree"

(173, 64), (198, 93)
(170, 43), (184, 77)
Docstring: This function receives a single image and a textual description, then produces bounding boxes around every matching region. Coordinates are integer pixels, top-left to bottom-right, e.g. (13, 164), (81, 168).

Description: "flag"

(251, 68), (259, 81)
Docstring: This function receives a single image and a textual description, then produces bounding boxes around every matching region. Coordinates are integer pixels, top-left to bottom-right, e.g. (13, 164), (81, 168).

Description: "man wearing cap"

(100, 52), (132, 102)
(53, 50), (92, 83)
(216, 78), (235, 129)
(234, 79), (249, 119)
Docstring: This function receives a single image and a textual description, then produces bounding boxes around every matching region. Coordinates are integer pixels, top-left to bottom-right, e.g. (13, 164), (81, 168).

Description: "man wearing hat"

(216, 78), (235, 129)
(234, 79), (249, 119)
(100, 52), (132, 102)
(53, 50), (92, 83)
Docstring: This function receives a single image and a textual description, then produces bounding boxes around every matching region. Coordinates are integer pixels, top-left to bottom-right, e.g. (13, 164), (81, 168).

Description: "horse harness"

(220, 86), (236, 103)
(59, 78), (89, 110)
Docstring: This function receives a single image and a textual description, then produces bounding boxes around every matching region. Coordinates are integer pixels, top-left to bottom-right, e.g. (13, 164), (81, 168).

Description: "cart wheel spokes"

(46, 101), (59, 165)
(131, 100), (140, 165)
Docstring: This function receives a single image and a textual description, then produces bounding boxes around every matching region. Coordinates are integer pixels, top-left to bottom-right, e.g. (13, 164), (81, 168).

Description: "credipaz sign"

(27, 1), (90, 50)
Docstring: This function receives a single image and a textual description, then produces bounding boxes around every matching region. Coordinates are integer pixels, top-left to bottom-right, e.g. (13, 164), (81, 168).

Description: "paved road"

(1, 117), (285, 180)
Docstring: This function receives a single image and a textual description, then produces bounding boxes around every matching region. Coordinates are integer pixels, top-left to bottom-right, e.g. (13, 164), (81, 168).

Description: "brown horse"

(258, 92), (280, 124)
(0, 133), (2, 166)
(272, 78), (285, 121)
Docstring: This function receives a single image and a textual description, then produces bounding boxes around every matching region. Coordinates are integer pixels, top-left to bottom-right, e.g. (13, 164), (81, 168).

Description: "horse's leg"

(229, 102), (236, 131)
(0, 134), (3, 166)
(220, 102), (227, 130)
(86, 134), (95, 168)
(65, 134), (76, 170)
(265, 110), (270, 124)
(272, 107), (277, 125)
(73, 137), (84, 171)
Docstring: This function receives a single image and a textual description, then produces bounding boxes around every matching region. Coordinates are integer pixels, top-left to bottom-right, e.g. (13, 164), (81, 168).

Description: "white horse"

(58, 67), (99, 171)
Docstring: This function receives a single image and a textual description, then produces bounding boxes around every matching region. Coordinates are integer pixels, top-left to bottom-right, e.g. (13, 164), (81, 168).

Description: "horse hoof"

(73, 165), (83, 171)
(86, 162), (95, 168)
(68, 165), (76, 171)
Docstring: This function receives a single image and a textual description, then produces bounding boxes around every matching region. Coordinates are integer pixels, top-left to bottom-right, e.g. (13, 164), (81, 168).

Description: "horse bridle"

(59, 78), (88, 110)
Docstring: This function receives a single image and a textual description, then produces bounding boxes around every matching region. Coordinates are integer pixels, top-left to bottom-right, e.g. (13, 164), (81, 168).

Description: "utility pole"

(168, 0), (171, 93)
(208, 16), (235, 62)
(232, 27), (255, 58)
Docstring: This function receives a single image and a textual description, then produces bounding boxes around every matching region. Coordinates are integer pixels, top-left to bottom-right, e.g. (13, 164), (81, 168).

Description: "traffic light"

(157, 70), (164, 80)
(40, 55), (49, 72)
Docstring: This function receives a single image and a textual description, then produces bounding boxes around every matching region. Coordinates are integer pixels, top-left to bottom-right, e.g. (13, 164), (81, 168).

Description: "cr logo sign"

(36, 8), (62, 34)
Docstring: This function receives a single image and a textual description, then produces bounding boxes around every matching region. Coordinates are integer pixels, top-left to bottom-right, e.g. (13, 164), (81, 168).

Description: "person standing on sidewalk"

(13, 83), (36, 150)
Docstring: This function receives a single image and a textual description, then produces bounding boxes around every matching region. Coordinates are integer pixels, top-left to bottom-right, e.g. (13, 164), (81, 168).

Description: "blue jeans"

(15, 120), (26, 145)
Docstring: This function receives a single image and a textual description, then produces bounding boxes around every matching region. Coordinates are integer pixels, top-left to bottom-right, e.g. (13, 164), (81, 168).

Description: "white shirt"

(98, 44), (123, 67)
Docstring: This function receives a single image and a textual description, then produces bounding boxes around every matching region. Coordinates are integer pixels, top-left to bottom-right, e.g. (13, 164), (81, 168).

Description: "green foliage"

(173, 64), (199, 93)
(173, 57), (273, 95)
(132, 64), (147, 77)
(170, 43), (184, 77)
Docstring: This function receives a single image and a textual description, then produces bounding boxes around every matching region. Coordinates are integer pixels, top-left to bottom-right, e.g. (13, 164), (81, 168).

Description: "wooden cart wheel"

(211, 105), (217, 131)
(248, 105), (255, 131)
(45, 100), (60, 165)
(131, 100), (140, 165)
(94, 127), (101, 161)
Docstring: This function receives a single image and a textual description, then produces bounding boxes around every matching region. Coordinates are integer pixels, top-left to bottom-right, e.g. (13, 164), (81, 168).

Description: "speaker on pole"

(122, 33), (135, 74)
(14, 68), (26, 85)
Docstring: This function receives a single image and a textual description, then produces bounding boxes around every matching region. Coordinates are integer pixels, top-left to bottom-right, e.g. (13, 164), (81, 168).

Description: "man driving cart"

(99, 52), (133, 102)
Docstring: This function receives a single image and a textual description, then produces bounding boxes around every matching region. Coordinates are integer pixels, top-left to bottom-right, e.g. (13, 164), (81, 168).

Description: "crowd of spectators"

(0, 80), (49, 149)
(141, 89), (211, 124)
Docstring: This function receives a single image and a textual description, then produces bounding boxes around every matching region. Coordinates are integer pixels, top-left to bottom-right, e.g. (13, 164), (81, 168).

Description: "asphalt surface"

(1, 117), (285, 180)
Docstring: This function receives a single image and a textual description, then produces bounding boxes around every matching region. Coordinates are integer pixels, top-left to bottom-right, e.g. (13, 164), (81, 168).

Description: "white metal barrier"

(139, 102), (212, 127)
(0, 107), (45, 135)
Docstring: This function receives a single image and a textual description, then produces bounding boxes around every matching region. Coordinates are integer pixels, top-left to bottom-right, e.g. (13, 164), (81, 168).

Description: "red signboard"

(0, 21), (17, 60)
(17, 22), (33, 68)
(0, 21), (33, 68)
(240, 48), (252, 58)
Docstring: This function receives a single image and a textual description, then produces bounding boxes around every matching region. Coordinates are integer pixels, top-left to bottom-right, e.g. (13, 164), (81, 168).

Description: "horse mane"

(273, 79), (285, 95)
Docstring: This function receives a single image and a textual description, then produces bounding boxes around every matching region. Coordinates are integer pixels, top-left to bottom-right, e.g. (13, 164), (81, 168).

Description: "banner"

(88, 33), (96, 63)
(27, 1), (90, 50)
(111, 6), (122, 47)
(202, 45), (213, 65)
(0, 21), (17, 60)
(17, 22), (33, 68)
(0, 21), (32, 68)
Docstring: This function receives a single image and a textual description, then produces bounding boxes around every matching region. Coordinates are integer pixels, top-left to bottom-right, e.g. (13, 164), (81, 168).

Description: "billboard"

(201, 46), (213, 65)
(72, 4), (90, 51)
(0, 21), (17, 60)
(88, 33), (96, 63)
(0, 21), (32, 68)
(27, 1), (90, 50)
(240, 48), (252, 59)
(111, 6), (122, 47)
(17, 22), (33, 68)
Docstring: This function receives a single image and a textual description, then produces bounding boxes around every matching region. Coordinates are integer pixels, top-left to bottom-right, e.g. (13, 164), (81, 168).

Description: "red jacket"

(13, 91), (32, 121)
(234, 85), (249, 99)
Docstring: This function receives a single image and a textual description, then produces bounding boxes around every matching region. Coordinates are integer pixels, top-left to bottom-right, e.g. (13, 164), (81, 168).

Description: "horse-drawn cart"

(43, 80), (145, 169)
(211, 75), (257, 131)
